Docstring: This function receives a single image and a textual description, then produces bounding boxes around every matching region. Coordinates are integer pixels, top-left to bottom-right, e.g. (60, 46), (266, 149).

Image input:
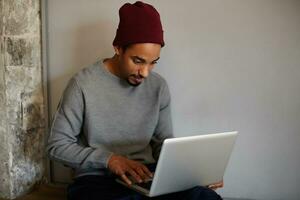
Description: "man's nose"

(138, 65), (150, 78)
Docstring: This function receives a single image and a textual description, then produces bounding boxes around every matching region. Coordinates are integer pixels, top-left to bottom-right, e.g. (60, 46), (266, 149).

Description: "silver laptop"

(116, 131), (238, 197)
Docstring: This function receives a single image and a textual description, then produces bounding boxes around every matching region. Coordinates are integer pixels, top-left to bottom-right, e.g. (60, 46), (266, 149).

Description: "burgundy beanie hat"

(113, 1), (164, 47)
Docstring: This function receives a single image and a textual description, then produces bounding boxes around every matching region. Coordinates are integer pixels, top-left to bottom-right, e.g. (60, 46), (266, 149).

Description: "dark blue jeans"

(67, 175), (223, 200)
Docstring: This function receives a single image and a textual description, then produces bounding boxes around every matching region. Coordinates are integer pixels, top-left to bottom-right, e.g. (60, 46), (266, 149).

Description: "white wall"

(47, 1), (300, 199)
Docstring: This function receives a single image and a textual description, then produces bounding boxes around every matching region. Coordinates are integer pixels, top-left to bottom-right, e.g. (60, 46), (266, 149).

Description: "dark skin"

(104, 43), (160, 87)
(103, 43), (224, 190)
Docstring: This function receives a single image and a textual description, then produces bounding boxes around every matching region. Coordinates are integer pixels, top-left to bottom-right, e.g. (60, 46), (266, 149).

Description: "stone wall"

(0, 0), (46, 199)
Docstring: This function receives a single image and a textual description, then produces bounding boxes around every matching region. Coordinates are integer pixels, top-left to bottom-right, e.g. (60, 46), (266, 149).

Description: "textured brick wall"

(0, 0), (46, 199)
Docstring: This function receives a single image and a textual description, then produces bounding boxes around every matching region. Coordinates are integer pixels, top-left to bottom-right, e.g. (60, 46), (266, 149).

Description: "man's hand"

(108, 155), (153, 185)
(207, 180), (224, 190)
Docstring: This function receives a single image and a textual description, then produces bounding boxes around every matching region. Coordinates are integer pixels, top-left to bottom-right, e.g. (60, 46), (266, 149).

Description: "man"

(47, 1), (223, 199)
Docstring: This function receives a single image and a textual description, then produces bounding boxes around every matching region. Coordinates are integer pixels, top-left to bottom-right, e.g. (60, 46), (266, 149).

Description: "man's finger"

(208, 183), (223, 190)
(121, 174), (132, 185)
(128, 169), (142, 183)
(135, 167), (148, 181)
(208, 185), (217, 190)
(214, 182), (223, 188)
(141, 165), (153, 178)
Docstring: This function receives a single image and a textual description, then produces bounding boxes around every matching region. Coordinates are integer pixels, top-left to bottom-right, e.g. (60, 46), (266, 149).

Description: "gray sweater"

(47, 60), (173, 177)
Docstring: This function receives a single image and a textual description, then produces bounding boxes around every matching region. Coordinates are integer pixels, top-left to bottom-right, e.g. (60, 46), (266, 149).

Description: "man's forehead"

(126, 43), (161, 60)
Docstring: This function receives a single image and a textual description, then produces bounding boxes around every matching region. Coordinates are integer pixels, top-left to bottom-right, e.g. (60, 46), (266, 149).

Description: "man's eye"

(133, 59), (142, 64)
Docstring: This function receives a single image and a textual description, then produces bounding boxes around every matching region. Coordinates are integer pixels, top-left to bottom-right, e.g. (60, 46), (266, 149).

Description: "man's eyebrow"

(131, 56), (160, 63)
(152, 57), (160, 62)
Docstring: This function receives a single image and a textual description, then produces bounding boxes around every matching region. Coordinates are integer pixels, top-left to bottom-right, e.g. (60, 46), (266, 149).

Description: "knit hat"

(113, 1), (164, 47)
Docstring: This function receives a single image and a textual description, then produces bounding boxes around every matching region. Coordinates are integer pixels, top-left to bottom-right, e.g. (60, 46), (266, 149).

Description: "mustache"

(131, 74), (145, 79)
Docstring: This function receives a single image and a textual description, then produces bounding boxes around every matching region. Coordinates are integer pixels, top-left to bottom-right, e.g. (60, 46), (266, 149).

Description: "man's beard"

(126, 75), (144, 87)
(126, 79), (141, 87)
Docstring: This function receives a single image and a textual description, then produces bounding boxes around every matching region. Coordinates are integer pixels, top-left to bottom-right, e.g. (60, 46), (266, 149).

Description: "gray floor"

(224, 198), (254, 200)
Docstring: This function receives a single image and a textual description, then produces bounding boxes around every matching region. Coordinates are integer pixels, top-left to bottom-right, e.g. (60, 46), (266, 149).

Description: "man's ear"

(113, 46), (122, 56)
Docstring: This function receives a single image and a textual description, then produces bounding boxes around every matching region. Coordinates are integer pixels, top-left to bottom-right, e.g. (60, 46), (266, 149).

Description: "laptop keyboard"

(135, 180), (152, 190)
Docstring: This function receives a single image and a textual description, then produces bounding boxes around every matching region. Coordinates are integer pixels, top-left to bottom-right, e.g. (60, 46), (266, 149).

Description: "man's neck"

(103, 55), (121, 78)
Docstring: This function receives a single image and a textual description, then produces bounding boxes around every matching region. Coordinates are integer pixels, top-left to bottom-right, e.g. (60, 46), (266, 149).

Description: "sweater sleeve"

(47, 78), (113, 170)
(150, 81), (174, 161)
